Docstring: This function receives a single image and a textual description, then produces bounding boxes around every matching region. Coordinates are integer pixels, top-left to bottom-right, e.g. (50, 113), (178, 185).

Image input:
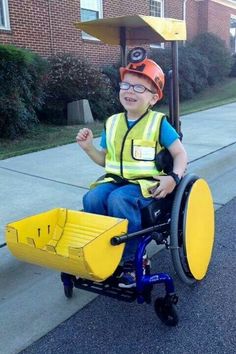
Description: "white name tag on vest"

(133, 146), (155, 160)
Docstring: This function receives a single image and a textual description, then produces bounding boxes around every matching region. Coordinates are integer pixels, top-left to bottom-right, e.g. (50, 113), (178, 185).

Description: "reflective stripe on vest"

(105, 110), (164, 179)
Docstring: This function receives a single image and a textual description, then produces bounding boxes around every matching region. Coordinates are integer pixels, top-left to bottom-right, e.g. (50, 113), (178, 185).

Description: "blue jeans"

(83, 183), (153, 263)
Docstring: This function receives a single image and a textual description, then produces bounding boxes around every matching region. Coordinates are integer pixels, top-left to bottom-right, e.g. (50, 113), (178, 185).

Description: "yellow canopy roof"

(75, 15), (186, 45)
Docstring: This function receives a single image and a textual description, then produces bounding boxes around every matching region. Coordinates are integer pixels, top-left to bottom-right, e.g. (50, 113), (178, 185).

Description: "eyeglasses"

(119, 82), (156, 94)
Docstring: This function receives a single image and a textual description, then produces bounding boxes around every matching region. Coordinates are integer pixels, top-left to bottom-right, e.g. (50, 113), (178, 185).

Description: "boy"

(76, 57), (187, 288)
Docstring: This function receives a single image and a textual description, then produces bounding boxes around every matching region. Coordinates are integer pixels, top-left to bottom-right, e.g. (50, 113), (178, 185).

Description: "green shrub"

(178, 45), (209, 99)
(101, 62), (123, 112)
(40, 53), (117, 124)
(191, 32), (232, 85)
(0, 45), (46, 138)
(229, 53), (236, 77)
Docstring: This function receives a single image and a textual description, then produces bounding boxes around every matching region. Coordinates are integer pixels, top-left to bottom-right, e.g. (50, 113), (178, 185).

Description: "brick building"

(1, 0), (236, 65)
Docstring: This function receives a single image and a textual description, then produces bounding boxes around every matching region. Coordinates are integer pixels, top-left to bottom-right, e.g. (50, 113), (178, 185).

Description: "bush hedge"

(40, 53), (118, 125)
(179, 45), (210, 99)
(0, 45), (46, 138)
(101, 62), (123, 112)
(229, 53), (236, 77)
(191, 32), (232, 85)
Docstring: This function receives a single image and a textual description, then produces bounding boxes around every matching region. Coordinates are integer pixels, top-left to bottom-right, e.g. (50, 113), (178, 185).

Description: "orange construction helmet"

(120, 58), (165, 100)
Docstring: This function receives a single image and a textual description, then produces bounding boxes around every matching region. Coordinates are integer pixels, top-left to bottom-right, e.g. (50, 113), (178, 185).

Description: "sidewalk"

(0, 102), (236, 354)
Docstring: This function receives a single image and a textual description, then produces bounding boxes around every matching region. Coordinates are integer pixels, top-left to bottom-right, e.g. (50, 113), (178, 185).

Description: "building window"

(0, 0), (10, 30)
(230, 16), (236, 53)
(150, 0), (164, 48)
(80, 0), (103, 40)
(150, 0), (163, 18)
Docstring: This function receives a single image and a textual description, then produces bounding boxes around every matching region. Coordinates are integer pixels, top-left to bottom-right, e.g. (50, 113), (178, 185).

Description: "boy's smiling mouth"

(125, 97), (137, 102)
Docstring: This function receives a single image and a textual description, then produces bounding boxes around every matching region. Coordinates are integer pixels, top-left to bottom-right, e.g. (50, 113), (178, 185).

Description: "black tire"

(143, 283), (153, 304)
(61, 273), (76, 298)
(170, 174), (199, 285)
(144, 263), (151, 276)
(64, 285), (73, 299)
(154, 297), (178, 326)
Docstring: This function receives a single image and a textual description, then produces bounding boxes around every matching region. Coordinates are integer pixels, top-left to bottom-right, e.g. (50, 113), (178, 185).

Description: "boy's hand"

(76, 128), (93, 151)
(149, 175), (176, 199)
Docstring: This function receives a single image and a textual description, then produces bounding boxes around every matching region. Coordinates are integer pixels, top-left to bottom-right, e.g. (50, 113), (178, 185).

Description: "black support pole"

(120, 27), (127, 66)
(171, 41), (180, 133)
(167, 70), (174, 126)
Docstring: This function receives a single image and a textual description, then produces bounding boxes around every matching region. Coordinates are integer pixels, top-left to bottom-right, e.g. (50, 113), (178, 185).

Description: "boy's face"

(119, 73), (159, 118)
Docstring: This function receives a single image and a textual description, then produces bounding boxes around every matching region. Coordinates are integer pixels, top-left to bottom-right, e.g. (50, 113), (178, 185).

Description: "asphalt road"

(20, 198), (236, 354)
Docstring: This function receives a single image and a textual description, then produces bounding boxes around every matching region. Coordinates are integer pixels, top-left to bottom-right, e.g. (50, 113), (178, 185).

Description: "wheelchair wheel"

(170, 174), (214, 285)
(154, 297), (178, 326)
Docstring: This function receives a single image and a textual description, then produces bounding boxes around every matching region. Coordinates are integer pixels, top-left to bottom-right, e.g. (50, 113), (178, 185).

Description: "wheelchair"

(5, 15), (215, 326)
(60, 172), (214, 326)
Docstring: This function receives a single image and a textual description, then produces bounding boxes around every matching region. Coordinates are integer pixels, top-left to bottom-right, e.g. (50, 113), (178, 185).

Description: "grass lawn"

(179, 77), (236, 115)
(1, 77), (236, 160)
(0, 121), (104, 160)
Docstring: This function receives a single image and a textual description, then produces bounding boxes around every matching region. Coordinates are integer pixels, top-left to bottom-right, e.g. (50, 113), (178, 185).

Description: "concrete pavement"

(0, 102), (236, 354)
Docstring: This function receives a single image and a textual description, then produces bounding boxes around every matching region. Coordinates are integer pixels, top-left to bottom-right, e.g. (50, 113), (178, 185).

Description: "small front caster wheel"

(154, 297), (178, 326)
(61, 273), (76, 298)
(64, 285), (73, 299)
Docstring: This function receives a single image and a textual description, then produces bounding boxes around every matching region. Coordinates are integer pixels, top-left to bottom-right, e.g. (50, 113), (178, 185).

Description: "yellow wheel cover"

(184, 179), (215, 280)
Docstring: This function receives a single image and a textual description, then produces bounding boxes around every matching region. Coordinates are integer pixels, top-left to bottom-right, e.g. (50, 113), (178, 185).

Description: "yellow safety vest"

(91, 110), (166, 198)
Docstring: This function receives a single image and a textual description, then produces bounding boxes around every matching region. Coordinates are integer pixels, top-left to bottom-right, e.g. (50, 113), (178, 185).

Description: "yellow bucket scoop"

(6, 208), (128, 282)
